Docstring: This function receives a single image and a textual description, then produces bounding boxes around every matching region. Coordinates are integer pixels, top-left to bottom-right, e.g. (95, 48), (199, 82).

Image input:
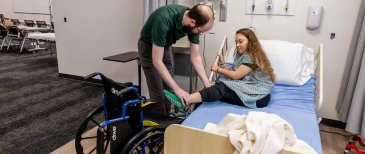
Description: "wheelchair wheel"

(120, 127), (165, 154)
(75, 105), (109, 154)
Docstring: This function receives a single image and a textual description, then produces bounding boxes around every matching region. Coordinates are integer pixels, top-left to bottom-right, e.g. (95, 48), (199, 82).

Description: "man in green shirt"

(138, 4), (214, 114)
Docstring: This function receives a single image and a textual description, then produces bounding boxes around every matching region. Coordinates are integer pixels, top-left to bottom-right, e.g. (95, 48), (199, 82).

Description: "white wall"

(0, 0), (51, 21)
(53, 0), (361, 121)
(52, 0), (145, 94)
(199, 0), (361, 120)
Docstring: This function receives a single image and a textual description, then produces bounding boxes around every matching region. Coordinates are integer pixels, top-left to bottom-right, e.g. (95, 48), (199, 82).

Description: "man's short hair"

(187, 4), (213, 27)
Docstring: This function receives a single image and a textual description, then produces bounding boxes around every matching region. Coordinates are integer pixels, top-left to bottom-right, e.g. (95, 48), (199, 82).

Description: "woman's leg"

(187, 82), (271, 108)
(218, 83), (247, 107)
(256, 94), (271, 108)
(188, 82), (244, 106)
(197, 82), (226, 101)
(187, 82), (225, 104)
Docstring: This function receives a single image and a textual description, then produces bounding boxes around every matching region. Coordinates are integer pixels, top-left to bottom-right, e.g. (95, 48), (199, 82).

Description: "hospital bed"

(27, 32), (56, 59)
(164, 36), (323, 154)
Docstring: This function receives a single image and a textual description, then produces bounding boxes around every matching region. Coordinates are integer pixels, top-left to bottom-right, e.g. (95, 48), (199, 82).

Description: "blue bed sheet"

(182, 77), (322, 153)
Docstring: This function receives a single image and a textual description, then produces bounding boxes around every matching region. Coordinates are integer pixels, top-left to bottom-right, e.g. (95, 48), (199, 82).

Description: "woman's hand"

(216, 53), (225, 66)
(211, 64), (220, 73)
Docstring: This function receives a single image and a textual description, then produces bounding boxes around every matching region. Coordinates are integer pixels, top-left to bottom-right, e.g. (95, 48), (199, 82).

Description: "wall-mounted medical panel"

(245, 0), (296, 16)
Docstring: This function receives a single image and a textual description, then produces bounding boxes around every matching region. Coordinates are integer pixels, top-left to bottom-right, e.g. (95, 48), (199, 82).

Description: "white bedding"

(204, 112), (316, 154)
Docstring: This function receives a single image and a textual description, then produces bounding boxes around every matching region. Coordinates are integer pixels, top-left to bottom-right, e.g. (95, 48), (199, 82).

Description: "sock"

(163, 90), (184, 111)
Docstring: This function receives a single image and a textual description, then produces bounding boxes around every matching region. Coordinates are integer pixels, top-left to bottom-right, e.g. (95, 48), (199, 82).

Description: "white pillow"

(259, 40), (314, 85)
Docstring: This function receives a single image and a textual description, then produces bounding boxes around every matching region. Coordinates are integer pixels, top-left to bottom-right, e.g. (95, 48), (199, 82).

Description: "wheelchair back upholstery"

(99, 75), (145, 153)
(100, 75), (142, 131)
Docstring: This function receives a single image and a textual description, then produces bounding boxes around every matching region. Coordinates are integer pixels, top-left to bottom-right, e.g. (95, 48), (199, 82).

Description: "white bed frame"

(208, 35), (228, 81)
(164, 37), (324, 154)
(315, 43), (324, 123)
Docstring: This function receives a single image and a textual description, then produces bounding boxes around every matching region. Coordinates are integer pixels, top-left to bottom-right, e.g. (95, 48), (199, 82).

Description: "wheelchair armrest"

(100, 117), (129, 128)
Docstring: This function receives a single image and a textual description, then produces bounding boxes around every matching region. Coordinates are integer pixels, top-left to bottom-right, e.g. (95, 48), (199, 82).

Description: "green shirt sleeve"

(151, 16), (169, 47)
(188, 33), (199, 44)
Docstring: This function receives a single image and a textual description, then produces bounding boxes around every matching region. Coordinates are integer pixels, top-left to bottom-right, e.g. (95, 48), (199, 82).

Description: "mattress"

(182, 77), (322, 153)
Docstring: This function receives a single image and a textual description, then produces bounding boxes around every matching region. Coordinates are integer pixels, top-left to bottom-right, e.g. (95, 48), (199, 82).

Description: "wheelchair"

(75, 72), (184, 154)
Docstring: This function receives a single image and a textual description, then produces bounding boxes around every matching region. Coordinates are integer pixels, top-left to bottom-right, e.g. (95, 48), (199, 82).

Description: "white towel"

(203, 112), (317, 154)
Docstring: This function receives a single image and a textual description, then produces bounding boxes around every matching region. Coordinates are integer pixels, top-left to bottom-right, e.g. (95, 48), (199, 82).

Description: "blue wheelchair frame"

(75, 72), (182, 154)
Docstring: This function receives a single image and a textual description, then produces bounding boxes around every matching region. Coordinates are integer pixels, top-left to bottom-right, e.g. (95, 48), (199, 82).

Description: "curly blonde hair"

(236, 28), (275, 82)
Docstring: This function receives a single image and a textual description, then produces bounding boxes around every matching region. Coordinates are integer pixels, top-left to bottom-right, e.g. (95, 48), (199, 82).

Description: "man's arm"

(152, 44), (190, 102)
(190, 43), (212, 88)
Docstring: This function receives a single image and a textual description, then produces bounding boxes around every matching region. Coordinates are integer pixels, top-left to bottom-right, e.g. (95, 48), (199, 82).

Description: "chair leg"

(20, 38), (26, 54)
(33, 40), (37, 60)
(0, 38), (5, 50)
(7, 39), (12, 50)
(33, 50), (36, 61)
(48, 41), (53, 56)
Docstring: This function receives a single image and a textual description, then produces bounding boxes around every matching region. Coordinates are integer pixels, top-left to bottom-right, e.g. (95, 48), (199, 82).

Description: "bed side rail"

(314, 43), (323, 123)
(209, 35), (228, 82)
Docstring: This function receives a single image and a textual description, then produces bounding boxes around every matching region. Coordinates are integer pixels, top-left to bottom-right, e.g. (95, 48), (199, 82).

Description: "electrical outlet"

(330, 33), (335, 39)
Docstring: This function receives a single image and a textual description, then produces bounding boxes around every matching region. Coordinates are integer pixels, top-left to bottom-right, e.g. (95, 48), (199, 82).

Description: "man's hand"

(173, 88), (190, 104)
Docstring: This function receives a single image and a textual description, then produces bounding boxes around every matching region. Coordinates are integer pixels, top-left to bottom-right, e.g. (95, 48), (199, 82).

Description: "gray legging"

(138, 38), (173, 114)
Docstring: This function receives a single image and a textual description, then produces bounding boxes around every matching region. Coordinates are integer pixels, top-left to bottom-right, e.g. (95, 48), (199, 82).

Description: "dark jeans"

(198, 82), (270, 108)
(138, 38), (173, 114)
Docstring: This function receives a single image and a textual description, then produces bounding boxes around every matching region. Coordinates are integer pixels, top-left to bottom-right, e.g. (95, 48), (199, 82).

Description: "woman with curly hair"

(166, 28), (275, 109)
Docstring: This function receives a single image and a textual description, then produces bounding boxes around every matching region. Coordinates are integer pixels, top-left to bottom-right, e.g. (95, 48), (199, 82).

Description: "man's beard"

(182, 25), (193, 34)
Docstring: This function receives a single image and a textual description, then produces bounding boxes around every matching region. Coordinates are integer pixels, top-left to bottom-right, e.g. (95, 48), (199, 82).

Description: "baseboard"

(59, 73), (102, 84)
(320, 118), (346, 129)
